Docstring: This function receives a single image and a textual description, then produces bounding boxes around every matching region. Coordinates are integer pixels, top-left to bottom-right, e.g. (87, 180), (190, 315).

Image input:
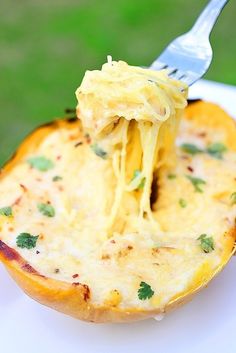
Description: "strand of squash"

(107, 119), (129, 233)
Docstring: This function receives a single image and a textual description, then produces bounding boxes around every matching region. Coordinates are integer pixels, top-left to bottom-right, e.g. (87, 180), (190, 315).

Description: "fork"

(150, 0), (229, 86)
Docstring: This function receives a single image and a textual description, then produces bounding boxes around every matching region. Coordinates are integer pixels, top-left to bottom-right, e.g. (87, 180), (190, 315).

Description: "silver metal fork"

(150, 0), (229, 86)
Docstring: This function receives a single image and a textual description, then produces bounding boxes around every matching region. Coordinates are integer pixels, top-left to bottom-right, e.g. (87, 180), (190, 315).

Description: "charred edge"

(187, 99), (202, 105)
(0, 240), (45, 277)
(82, 284), (91, 301)
(21, 263), (40, 275)
(72, 282), (91, 301)
(0, 240), (20, 261)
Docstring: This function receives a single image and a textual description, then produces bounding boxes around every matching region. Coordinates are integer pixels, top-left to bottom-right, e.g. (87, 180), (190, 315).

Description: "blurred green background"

(1, 0), (235, 165)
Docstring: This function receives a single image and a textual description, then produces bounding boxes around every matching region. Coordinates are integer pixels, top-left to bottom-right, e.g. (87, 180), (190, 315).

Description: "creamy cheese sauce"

(0, 114), (235, 309)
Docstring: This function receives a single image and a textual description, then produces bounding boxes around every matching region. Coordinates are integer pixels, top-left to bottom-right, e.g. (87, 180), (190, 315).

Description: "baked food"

(0, 60), (235, 323)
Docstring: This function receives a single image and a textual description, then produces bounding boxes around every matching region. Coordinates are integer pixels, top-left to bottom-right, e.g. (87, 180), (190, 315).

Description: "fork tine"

(150, 61), (168, 71)
(169, 69), (185, 80)
(167, 68), (178, 76)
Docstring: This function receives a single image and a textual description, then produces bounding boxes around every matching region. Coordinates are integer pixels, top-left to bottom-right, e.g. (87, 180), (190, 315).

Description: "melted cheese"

(76, 60), (187, 229)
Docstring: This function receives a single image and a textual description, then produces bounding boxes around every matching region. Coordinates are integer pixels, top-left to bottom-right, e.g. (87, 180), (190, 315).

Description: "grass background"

(0, 0), (235, 165)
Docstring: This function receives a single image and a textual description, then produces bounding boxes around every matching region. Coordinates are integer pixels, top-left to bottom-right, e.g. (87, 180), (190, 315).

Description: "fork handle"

(190, 0), (229, 37)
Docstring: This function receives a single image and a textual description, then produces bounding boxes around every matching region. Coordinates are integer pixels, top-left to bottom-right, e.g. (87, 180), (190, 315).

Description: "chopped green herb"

(0, 206), (13, 217)
(167, 173), (176, 180)
(230, 192), (236, 205)
(52, 176), (63, 182)
(206, 143), (227, 159)
(179, 198), (187, 208)
(186, 175), (206, 193)
(132, 170), (146, 190)
(181, 143), (203, 155)
(28, 156), (54, 171)
(138, 281), (154, 300)
(16, 233), (39, 249)
(90, 144), (107, 159)
(197, 234), (214, 253)
(37, 203), (55, 217)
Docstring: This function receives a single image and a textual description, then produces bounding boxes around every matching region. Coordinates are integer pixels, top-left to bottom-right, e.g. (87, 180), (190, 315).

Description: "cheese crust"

(0, 101), (235, 323)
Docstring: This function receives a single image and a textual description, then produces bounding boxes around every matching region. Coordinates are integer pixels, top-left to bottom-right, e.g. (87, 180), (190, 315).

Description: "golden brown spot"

(104, 289), (122, 307)
(197, 132), (207, 138)
(72, 282), (90, 301)
(101, 254), (110, 260)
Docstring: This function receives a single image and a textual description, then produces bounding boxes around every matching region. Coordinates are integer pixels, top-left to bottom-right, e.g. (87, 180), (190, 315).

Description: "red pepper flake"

(187, 166), (194, 172)
(13, 196), (22, 206)
(20, 184), (28, 192)
(58, 186), (64, 192)
(72, 273), (79, 278)
(110, 240), (116, 244)
(56, 155), (62, 160)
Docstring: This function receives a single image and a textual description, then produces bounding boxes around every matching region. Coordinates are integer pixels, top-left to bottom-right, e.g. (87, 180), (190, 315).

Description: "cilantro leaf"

(186, 175), (206, 193)
(90, 144), (107, 159)
(138, 281), (154, 300)
(197, 234), (214, 253)
(132, 170), (146, 190)
(52, 176), (63, 182)
(167, 173), (176, 180)
(0, 206), (13, 217)
(28, 156), (54, 171)
(181, 143), (203, 155)
(179, 198), (187, 208)
(206, 143), (227, 159)
(16, 233), (39, 249)
(230, 192), (236, 205)
(37, 203), (55, 217)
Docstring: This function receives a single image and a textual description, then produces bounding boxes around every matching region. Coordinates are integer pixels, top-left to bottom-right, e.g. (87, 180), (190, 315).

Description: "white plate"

(1, 80), (236, 353)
